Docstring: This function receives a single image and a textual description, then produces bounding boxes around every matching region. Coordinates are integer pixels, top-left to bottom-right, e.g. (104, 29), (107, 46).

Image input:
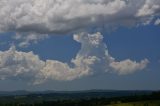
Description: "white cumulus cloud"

(110, 59), (149, 75)
(0, 0), (160, 34)
(0, 32), (149, 84)
(154, 18), (160, 25)
(136, 0), (160, 17)
(0, 0), (156, 84)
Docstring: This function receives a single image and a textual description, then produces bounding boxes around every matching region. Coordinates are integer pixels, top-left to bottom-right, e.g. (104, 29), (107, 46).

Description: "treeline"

(0, 91), (159, 106)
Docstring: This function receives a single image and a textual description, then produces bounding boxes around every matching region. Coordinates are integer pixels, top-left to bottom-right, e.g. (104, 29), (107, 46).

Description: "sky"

(0, 0), (160, 91)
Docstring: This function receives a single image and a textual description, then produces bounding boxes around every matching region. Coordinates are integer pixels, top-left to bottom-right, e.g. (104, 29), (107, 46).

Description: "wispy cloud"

(13, 32), (48, 47)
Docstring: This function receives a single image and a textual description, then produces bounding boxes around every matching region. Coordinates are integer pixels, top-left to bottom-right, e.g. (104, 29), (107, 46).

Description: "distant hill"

(0, 90), (30, 96)
(0, 90), (153, 98)
(0, 90), (159, 106)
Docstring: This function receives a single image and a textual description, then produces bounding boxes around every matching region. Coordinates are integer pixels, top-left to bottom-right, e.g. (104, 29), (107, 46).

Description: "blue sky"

(0, 25), (160, 91)
(0, 0), (160, 91)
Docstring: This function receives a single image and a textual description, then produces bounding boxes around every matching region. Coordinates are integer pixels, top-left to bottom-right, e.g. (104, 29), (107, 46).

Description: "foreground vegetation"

(0, 91), (159, 106)
(108, 100), (160, 106)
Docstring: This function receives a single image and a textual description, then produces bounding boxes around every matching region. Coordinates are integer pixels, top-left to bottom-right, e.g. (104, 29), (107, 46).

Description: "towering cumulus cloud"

(0, 33), (149, 84)
(0, 0), (159, 84)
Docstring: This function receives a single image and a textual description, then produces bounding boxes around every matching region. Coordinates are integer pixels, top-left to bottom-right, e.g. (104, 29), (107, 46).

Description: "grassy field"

(108, 100), (160, 106)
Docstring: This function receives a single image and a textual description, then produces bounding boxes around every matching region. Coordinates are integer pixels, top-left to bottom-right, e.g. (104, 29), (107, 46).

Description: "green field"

(108, 100), (160, 106)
